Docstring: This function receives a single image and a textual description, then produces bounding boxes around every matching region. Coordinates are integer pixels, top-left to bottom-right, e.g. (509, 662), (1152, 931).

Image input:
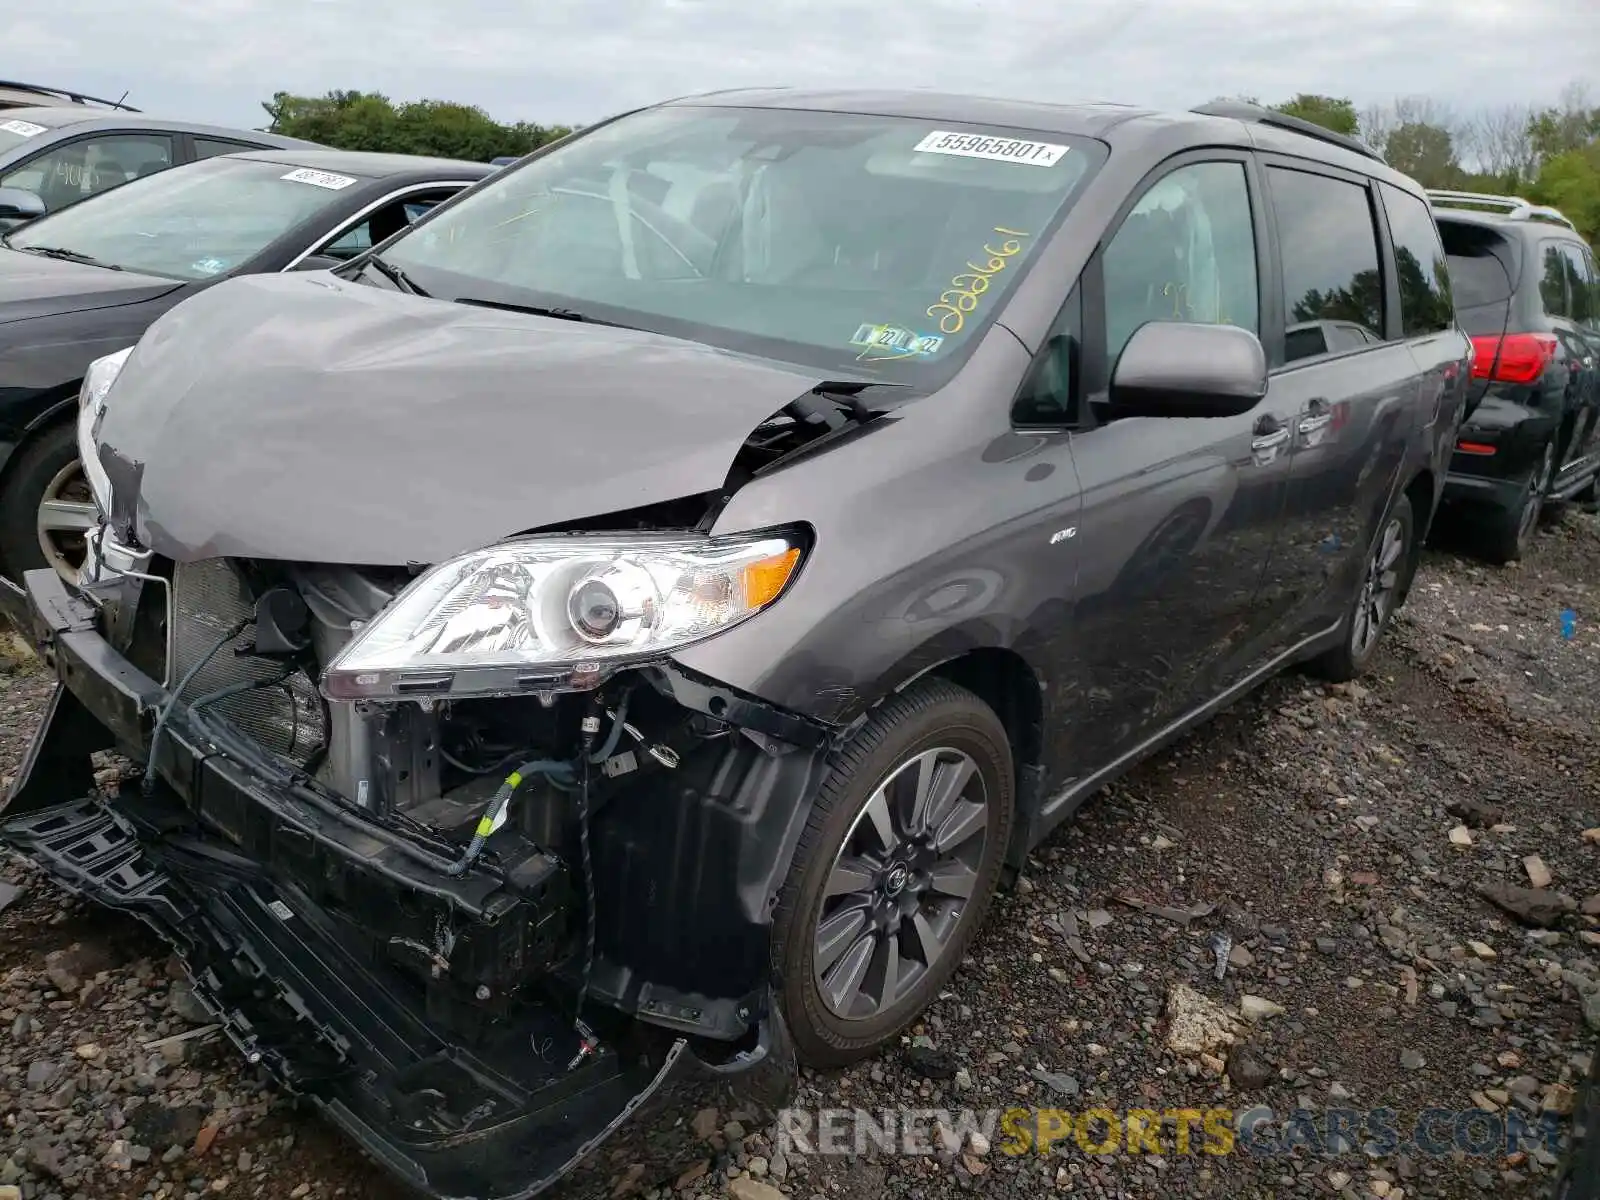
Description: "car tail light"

(1469, 333), (1558, 384)
(1455, 441), (1497, 456)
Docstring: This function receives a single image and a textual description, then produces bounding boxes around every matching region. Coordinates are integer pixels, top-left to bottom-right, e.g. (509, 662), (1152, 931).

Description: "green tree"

(1383, 122), (1462, 188)
(261, 90), (571, 162)
(1270, 94), (1359, 138)
(1531, 144), (1600, 243)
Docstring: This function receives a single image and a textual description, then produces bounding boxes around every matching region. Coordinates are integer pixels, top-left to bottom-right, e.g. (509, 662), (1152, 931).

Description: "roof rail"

(1425, 188), (1576, 230)
(0, 80), (139, 112)
(1190, 100), (1385, 164)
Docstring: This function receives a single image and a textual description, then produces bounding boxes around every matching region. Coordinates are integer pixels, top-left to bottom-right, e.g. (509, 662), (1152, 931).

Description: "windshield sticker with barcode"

(281, 168), (357, 190)
(849, 323), (944, 360)
(0, 119), (47, 138)
(914, 131), (1068, 167)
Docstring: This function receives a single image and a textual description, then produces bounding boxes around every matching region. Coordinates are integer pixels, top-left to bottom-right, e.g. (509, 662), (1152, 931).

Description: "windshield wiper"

(16, 245), (121, 270)
(362, 254), (429, 297)
(453, 297), (632, 329)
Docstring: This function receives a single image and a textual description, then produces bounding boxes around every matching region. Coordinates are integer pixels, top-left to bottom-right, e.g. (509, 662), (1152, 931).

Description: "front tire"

(1313, 493), (1415, 683)
(771, 679), (1014, 1067)
(0, 421), (92, 585)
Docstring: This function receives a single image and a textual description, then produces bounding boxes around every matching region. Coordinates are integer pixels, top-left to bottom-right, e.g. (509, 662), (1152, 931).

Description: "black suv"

(1431, 190), (1600, 562)
(0, 92), (1467, 1200)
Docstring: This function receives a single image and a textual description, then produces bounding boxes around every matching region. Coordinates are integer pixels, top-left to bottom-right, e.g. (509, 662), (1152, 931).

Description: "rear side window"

(1555, 241), (1595, 327)
(1267, 167), (1385, 363)
(193, 137), (255, 160)
(1380, 184), (1453, 337)
(1539, 241), (1570, 318)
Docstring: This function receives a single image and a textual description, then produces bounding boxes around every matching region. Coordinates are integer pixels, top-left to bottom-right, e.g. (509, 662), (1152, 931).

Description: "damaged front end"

(0, 519), (835, 1197)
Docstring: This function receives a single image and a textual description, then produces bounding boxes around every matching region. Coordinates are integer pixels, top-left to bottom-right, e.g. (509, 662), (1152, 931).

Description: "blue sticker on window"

(849, 323), (944, 360)
(190, 257), (229, 276)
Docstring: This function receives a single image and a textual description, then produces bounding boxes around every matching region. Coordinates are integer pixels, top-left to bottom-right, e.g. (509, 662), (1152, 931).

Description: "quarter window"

(1380, 184), (1454, 337)
(1539, 241), (1570, 318)
(1268, 168), (1385, 362)
(1101, 161), (1259, 367)
(1555, 241), (1595, 328)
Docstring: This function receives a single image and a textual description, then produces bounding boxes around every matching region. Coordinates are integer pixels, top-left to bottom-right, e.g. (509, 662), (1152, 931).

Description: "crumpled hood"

(97, 273), (824, 565)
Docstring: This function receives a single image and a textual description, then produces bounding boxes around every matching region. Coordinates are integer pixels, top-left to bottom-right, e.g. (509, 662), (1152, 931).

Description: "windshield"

(380, 105), (1102, 382)
(5, 157), (362, 280)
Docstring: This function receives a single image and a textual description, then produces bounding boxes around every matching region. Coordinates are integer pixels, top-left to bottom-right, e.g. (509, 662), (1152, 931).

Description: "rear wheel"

(0, 422), (94, 585)
(1313, 493), (1415, 683)
(771, 679), (1013, 1067)
(1475, 439), (1554, 565)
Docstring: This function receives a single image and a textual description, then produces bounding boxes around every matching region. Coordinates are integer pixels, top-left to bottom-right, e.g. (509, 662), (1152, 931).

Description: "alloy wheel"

(1351, 515), (1406, 659)
(812, 747), (990, 1021)
(35, 457), (97, 584)
(1517, 442), (1556, 548)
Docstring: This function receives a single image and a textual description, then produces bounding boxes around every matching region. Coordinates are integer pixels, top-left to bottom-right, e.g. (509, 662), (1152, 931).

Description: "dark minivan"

(1, 91), (1469, 1200)
(1430, 189), (1600, 562)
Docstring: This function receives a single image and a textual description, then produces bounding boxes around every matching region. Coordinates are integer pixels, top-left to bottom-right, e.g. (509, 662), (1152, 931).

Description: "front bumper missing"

(1, 568), (797, 1200)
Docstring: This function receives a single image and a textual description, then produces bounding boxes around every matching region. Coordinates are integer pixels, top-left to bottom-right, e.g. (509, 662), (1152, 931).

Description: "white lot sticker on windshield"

(914, 130), (1068, 167)
(281, 167), (358, 190)
(0, 119), (47, 138)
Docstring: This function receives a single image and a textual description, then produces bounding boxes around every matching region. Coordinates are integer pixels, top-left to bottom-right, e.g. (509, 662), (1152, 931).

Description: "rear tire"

(770, 679), (1014, 1068)
(1312, 493), (1415, 683)
(1475, 439), (1553, 565)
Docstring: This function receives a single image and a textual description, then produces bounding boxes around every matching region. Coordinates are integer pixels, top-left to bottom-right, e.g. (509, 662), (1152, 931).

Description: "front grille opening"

(170, 559), (326, 764)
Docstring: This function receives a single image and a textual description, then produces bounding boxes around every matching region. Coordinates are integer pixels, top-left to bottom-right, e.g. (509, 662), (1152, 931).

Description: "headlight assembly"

(77, 346), (134, 514)
(321, 532), (806, 701)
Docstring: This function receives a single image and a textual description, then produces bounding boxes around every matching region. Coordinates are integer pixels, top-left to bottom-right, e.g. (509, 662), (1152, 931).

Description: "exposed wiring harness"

(142, 619), (248, 796)
(443, 690), (635, 879)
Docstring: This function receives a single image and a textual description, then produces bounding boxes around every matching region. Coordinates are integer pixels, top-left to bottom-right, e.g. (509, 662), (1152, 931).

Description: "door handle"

(1251, 427), (1290, 452)
(1250, 415), (1289, 459)
(1298, 396), (1332, 434)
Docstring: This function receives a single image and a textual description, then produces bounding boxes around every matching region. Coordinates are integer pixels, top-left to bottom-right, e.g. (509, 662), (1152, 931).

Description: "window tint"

(193, 137), (254, 160)
(1380, 184), (1454, 337)
(1, 134), (174, 211)
(1539, 241), (1570, 318)
(1268, 168), (1384, 362)
(1555, 241), (1595, 327)
(1101, 161), (1258, 365)
(1584, 249), (1600, 331)
(1013, 291), (1078, 426)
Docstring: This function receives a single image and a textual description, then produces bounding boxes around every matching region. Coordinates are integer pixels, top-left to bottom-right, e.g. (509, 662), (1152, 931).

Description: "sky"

(10, 0), (1599, 132)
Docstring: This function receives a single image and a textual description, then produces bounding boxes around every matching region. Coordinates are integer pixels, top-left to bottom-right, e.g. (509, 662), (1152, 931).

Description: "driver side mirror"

(1108, 321), (1268, 419)
(0, 186), (46, 227)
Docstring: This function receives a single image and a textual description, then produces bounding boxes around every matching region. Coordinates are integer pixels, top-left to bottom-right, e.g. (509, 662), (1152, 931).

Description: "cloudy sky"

(11, 0), (1598, 131)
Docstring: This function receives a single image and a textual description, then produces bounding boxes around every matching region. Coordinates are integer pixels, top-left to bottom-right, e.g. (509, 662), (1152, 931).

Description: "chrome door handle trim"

(1251, 428), (1290, 452)
(1298, 414), (1333, 435)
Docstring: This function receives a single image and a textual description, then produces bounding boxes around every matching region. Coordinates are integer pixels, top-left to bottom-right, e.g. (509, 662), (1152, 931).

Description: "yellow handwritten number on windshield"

(927, 228), (1029, 335)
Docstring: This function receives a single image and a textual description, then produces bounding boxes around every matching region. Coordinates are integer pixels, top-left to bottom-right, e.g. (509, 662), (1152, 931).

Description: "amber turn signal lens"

(740, 546), (801, 608)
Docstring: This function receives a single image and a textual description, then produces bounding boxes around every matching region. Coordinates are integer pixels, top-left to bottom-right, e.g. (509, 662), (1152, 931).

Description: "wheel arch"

(0, 387), (79, 492)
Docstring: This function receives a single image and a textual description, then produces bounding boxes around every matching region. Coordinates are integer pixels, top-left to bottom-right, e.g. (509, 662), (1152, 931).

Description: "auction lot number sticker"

(914, 130), (1068, 167)
(281, 167), (358, 190)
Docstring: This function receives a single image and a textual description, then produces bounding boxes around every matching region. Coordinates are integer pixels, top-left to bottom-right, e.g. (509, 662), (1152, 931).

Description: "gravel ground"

(2, 507), (1599, 1200)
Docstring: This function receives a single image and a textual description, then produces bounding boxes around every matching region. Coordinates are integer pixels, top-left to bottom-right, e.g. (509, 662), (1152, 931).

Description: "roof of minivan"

(661, 87), (1418, 188)
(0, 105), (318, 147)
(226, 147), (496, 179)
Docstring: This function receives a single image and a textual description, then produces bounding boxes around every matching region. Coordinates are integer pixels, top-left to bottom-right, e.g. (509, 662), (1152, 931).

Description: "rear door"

(1246, 161), (1421, 656)
(1553, 240), (1600, 471)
